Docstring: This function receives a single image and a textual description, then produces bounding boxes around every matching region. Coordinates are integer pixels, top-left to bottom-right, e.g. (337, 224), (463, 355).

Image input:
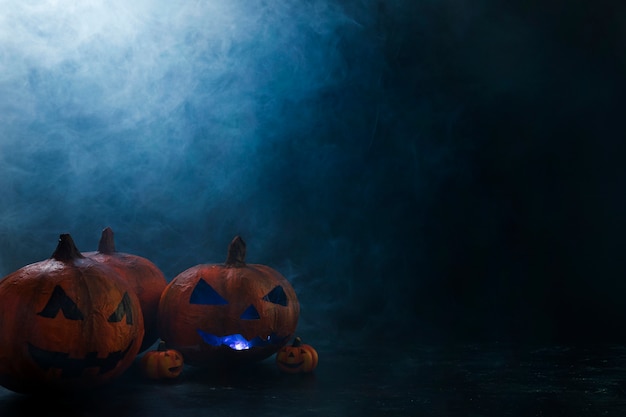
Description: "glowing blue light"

(197, 330), (289, 351)
(222, 334), (251, 351)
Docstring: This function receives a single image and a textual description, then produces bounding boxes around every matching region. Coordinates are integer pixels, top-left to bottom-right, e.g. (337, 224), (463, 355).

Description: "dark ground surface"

(1, 342), (626, 417)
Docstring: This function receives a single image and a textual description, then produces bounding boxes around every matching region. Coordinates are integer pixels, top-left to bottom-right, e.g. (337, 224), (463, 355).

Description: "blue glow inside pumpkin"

(196, 330), (288, 351)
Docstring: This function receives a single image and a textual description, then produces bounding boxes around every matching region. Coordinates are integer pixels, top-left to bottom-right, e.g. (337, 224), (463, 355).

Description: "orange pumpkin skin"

(84, 227), (167, 352)
(158, 236), (299, 366)
(276, 337), (318, 373)
(0, 234), (144, 394)
(140, 341), (184, 379)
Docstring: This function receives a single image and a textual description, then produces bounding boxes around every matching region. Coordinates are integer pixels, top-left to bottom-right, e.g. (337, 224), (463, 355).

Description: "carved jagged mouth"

(196, 330), (289, 351)
(28, 341), (134, 378)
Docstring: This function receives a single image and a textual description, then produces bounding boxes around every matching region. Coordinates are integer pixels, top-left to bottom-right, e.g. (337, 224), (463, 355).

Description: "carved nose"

(240, 305), (260, 320)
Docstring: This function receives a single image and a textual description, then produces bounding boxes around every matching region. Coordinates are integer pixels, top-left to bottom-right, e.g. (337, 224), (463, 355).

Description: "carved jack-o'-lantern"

(139, 341), (184, 380)
(158, 236), (299, 366)
(84, 227), (167, 352)
(0, 234), (144, 393)
(276, 337), (318, 373)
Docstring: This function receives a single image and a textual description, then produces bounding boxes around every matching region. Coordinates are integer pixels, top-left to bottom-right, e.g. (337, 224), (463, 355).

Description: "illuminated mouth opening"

(28, 341), (134, 378)
(196, 330), (288, 351)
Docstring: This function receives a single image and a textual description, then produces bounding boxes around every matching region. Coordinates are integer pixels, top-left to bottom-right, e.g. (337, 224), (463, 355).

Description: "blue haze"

(0, 0), (430, 342)
(1, 0), (624, 344)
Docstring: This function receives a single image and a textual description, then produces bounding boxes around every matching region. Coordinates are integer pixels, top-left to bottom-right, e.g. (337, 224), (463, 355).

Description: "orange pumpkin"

(0, 234), (144, 394)
(276, 337), (318, 373)
(158, 236), (299, 366)
(140, 341), (184, 379)
(84, 227), (167, 352)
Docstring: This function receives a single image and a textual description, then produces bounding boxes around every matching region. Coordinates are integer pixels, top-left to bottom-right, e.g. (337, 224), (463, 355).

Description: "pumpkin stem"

(292, 337), (303, 347)
(225, 236), (246, 267)
(97, 226), (116, 254)
(157, 340), (167, 352)
(51, 234), (85, 262)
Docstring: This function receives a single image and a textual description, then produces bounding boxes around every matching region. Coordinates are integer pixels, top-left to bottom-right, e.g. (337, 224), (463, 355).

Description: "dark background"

(0, 0), (624, 348)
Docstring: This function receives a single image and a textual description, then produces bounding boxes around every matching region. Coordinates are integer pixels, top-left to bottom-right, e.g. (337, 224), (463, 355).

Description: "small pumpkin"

(84, 227), (167, 352)
(276, 337), (318, 373)
(0, 234), (144, 394)
(140, 341), (184, 379)
(158, 236), (300, 366)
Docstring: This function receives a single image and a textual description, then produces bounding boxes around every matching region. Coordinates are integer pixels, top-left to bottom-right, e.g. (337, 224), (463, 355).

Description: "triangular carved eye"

(190, 279), (228, 305)
(240, 305), (260, 320)
(262, 286), (288, 306)
(108, 292), (133, 324)
(37, 285), (84, 320)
